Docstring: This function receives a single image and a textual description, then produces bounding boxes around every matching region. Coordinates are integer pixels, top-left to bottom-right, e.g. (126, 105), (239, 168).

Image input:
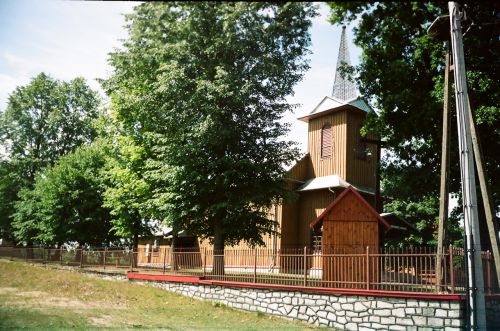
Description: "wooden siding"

(286, 154), (314, 184)
(280, 201), (300, 248)
(321, 189), (380, 285)
(308, 110), (347, 178)
(198, 205), (282, 254)
(296, 189), (339, 247)
(137, 238), (171, 266)
(345, 111), (377, 190)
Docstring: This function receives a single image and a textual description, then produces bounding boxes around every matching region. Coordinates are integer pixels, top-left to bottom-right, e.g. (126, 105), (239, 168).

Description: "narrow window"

(312, 234), (322, 253)
(153, 239), (159, 256)
(321, 124), (332, 158)
(356, 125), (368, 160)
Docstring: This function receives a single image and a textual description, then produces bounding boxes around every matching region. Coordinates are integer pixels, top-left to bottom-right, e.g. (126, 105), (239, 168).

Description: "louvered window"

(321, 124), (332, 158)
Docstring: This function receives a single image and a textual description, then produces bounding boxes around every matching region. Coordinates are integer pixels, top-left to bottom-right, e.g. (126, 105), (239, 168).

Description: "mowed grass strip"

(0, 259), (328, 330)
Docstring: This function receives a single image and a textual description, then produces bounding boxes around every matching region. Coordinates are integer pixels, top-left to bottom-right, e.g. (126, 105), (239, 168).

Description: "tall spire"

(332, 26), (358, 101)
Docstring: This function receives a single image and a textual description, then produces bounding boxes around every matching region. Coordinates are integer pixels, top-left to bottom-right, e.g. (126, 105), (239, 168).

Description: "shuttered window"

(321, 124), (332, 158)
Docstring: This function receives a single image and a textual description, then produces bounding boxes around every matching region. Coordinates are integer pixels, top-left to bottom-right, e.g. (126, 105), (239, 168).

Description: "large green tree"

(102, 133), (153, 249)
(0, 161), (19, 242)
(12, 142), (115, 246)
(103, 2), (316, 270)
(328, 2), (500, 245)
(0, 73), (101, 241)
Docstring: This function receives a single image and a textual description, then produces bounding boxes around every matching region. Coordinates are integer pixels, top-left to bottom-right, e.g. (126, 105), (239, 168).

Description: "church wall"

(296, 189), (338, 248)
(286, 154), (313, 185)
(345, 111), (377, 190)
(307, 110), (347, 178)
(197, 204), (281, 252)
(279, 201), (299, 248)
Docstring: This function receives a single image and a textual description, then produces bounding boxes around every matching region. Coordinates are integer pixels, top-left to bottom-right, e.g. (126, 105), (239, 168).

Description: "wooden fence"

(0, 245), (496, 294)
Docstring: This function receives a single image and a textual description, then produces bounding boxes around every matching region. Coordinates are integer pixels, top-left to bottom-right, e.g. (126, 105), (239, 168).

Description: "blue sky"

(0, 1), (361, 154)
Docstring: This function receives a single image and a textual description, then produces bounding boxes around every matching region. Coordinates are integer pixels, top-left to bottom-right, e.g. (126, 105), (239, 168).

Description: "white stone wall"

(133, 280), (463, 330)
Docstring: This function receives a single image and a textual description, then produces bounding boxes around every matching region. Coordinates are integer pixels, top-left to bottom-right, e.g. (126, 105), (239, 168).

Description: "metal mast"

(448, 2), (486, 329)
(332, 26), (358, 101)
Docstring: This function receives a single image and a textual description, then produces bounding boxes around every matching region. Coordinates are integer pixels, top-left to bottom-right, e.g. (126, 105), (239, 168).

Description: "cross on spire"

(332, 26), (358, 101)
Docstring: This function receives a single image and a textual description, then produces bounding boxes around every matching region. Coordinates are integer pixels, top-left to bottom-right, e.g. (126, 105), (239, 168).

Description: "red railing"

(0, 245), (496, 294)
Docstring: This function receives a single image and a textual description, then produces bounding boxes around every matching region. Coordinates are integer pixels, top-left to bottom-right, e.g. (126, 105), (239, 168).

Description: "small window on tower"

(356, 125), (368, 160)
(321, 124), (332, 159)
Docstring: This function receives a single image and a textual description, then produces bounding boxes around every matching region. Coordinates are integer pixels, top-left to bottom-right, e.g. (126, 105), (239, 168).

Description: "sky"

(0, 1), (361, 154)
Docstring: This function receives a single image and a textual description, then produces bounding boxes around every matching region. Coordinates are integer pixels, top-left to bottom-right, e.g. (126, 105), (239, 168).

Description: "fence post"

(366, 246), (370, 290)
(435, 246), (440, 293)
(60, 246), (63, 265)
(162, 247), (167, 274)
(487, 250), (492, 295)
(130, 249), (134, 272)
(103, 247), (107, 270)
(449, 244), (455, 294)
(303, 246), (307, 287)
(253, 248), (257, 283)
(203, 247), (207, 278)
(79, 248), (83, 268)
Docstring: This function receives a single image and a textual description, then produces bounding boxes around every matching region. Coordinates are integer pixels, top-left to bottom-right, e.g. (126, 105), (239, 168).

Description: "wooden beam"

(436, 43), (451, 290)
(467, 98), (500, 288)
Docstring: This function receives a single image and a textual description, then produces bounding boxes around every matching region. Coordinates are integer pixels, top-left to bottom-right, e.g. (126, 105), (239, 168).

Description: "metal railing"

(0, 245), (496, 294)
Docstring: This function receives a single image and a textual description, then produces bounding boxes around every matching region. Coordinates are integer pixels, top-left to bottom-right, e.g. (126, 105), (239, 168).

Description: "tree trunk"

(171, 232), (178, 271)
(133, 220), (140, 250)
(213, 221), (225, 276)
(132, 220), (140, 268)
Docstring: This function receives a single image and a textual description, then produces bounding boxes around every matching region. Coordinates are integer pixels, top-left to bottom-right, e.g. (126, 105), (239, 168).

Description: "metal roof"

(296, 175), (375, 195)
(298, 26), (373, 123)
(298, 96), (372, 123)
(332, 26), (358, 101)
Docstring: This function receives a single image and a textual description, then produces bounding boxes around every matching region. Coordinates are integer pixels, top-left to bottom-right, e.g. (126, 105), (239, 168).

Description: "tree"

(0, 161), (20, 242)
(0, 73), (101, 240)
(103, 2), (316, 272)
(0, 73), (100, 181)
(328, 2), (500, 245)
(12, 142), (115, 246)
(102, 133), (154, 249)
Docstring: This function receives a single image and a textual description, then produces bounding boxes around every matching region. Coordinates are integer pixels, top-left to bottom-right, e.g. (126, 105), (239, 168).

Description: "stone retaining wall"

(133, 280), (463, 330)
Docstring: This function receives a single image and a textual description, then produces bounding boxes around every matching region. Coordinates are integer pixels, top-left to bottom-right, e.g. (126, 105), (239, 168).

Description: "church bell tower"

(297, 26), (377, 196)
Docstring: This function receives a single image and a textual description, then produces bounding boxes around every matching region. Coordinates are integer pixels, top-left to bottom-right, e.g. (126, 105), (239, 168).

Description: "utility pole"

(448, 2), (486, 330)
(436, 43), (451, 291)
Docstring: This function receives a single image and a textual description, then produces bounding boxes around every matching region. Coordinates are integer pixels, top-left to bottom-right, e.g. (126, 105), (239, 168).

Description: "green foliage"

(0, 73), (101, 241)
(328, 2), (500, 245)
(103, 2), (316, 249)
(11, 143), (115, 246)
(101, 133), (154, 247)
(0, 161), (20, 241)
(0, 73), (100, 182)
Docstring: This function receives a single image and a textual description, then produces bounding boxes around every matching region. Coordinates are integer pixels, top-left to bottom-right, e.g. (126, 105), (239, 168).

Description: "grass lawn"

(0, 259), (328, 330)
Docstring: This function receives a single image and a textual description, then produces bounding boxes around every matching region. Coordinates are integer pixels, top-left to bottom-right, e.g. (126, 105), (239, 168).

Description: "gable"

(310, 96), (344, 116)
(309, 186), (390, 230)
(298, 96), (372, 123)
(327, 191), (375, 222)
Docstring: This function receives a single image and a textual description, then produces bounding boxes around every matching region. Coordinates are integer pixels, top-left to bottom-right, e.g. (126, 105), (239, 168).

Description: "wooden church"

(138, 27), (412, 269)
(271, 26), (387, 253)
